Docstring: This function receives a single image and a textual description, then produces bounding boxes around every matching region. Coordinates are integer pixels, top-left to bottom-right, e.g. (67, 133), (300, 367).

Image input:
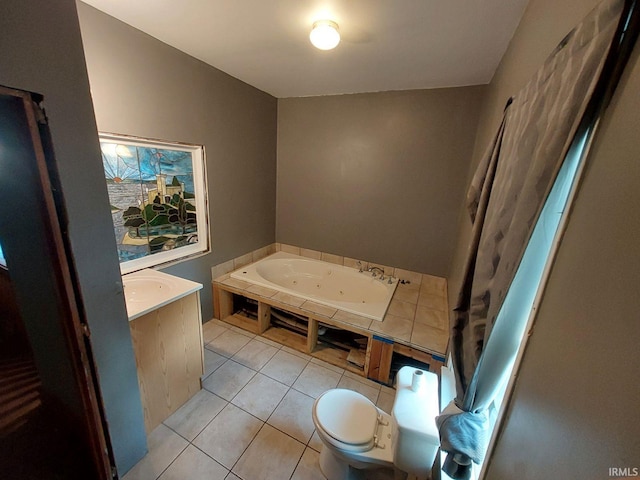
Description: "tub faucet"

(368, 266), (385, 280)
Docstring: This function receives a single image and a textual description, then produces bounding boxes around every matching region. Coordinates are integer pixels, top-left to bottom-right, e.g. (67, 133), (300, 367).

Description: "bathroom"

(1, 0), (639, 479)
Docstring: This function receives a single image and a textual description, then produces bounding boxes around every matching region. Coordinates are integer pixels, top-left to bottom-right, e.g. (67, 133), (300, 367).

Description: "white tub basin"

(122, 269), (203, 320)
(230, 252), (398, 321)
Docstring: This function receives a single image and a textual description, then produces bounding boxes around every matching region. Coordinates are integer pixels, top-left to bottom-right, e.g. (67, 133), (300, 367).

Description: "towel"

(436, 400), (491, 480)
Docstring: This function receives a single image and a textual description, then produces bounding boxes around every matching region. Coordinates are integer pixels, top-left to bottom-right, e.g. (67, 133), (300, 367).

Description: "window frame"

(99, 132), (210, 274)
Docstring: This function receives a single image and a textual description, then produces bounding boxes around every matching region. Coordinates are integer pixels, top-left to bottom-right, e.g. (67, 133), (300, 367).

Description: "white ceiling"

(81, 0), (529, 98)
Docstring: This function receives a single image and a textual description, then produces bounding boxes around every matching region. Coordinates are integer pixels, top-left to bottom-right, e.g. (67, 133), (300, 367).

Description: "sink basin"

(122, 269), (203, 320)
(124, 276), (176, 304)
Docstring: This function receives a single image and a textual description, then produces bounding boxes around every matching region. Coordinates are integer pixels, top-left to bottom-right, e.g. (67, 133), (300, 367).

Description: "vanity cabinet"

(129, 291), (204, 433)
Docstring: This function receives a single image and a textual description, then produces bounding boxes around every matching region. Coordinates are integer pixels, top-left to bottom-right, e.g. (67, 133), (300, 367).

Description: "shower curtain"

(436, 0), (634, 477)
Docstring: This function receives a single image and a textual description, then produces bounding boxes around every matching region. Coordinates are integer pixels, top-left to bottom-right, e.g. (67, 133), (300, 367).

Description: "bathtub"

(230, 252), (398, 321)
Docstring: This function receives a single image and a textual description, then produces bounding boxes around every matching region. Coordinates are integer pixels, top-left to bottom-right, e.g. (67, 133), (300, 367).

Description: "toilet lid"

(315, 389), (378, 445)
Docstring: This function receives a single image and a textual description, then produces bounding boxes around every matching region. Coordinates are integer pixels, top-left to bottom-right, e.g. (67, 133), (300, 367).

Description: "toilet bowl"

(312, 366), (440, 480)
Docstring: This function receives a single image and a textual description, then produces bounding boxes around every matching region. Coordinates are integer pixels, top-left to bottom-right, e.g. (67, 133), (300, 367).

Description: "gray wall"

(0, 0), (146, 474)
(277, 87), (485, 276)
(447, 0), (640, 477)
(77, 3), (278, 322)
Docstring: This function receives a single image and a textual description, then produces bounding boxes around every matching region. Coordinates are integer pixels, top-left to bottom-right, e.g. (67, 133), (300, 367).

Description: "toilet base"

(319, 446), (403, 480)
(319, 446), (351, 480)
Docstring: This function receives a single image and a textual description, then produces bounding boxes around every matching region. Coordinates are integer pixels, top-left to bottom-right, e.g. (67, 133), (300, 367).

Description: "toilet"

(312, 366), (440, 480)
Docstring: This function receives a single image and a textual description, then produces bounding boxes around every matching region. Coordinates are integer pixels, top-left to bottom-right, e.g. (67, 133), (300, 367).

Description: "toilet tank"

(391, 367), (440, 478)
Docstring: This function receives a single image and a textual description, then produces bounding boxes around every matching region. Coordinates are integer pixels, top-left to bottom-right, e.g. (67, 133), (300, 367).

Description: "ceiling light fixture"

(310, 20), (340, 50)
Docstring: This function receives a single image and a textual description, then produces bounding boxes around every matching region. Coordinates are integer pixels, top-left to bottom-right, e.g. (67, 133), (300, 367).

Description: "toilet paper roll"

(411, 369), (426, 392)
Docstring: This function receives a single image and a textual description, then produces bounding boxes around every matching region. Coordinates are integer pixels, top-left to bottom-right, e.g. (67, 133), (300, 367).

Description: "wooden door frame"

(0, 85), (114, 479)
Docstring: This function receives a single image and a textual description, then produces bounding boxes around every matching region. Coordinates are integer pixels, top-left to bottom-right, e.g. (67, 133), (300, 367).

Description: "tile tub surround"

(212, 244), (449, 360)
(211, 242), (445, 296)
(123, 320), (401, 480)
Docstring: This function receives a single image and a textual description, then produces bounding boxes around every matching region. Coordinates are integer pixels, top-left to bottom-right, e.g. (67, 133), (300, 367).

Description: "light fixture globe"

(310, 20), (340, 50)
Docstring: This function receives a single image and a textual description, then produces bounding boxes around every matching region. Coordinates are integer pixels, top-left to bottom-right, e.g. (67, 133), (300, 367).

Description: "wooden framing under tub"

(212, 280), (446, 385)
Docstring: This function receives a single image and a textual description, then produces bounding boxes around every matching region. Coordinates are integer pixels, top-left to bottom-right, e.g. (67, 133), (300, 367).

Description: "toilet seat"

(312, 369), (440, 480)
(313, 389), (380, 452)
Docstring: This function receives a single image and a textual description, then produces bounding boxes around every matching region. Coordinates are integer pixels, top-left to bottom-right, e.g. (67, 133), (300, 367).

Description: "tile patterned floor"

(123, 319), (398, 480)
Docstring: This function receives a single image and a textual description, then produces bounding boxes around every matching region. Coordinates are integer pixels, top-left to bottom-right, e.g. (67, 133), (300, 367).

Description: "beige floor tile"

(380, 384), (395, 396)
(253, 334), (283, 349)
(308, 430), (323, 452)
(193, 403), (262, 469)
(310, 357), (345, 375)
(260, 349), (309, 386)
(125, 277), (456, 480)
(282, 345), (312, 361)
(267, 388), (316, 444)
(343, 370), (384, 390)
(376, 390), (395, 414)
(414, 305), (449, 330)
(232, 338), (278, 371)
(122, 424), (188, 480)
(292, 363), (342, 398)
(411, 323), (449, 355)
(203, 349), (227, 377)
(163, 389), (227, 441)
(370, 314), (413, 342)
(210, 318), (232, 327)
(228, 325), (255, 338)
(337, 376), (380, 404)
(202, 359), (256, 401)
(202, 320), (229, 344)
(291, 447), (326, 480)
(232, 373), (289, 421)
(387, 299), (417, 320)
(206, 329), (252, 358)
(233, 424), (305, 480)
(158, 444), (228, 480)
